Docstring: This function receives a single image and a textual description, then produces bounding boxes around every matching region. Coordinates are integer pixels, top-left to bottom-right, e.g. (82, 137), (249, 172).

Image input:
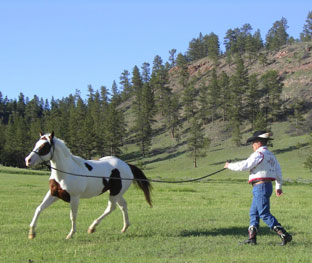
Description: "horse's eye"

(38, 142), (51, 156)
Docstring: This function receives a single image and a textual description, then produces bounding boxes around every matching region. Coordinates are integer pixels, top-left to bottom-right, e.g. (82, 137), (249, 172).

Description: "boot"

(242, 226), (257, 245)
(273, 225), (292, 246)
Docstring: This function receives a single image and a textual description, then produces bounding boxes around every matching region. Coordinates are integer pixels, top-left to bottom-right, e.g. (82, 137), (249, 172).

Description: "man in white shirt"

(224, 130), (292, 245)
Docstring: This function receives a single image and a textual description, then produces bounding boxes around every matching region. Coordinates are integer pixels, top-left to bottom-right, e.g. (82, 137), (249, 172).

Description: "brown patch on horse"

(49, 179), (71, 202)
(101, 169), (122, 196)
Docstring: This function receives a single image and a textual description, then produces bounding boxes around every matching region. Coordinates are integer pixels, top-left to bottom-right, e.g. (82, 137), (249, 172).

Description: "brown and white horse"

(25, 132), (152, 239)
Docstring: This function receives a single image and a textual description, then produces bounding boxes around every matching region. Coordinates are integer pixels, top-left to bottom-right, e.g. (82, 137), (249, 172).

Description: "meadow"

(1, 126), (312, 263)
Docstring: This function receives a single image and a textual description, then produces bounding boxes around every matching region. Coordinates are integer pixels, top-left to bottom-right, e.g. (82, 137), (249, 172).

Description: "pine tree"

(204, 33), (220, 62)
(218, 71), (230, 122)
(245, 73), (260, 128)
(182, 77), (198, 122)
(150, 55), (170, 115)
(228, 56), (248, 125)
(187, 116), (210, 168)
(4, 113), (30, 167)
(300, 11), (312, 41)
(198, 79), (209, 124)
(265, 17), (289, 50)
(163, 92), (181, 140)
(68, 91), (87, 157)
(260, 70), (283, 123)
(289, 99), (305, 135)
(168, 49), (177, 68)
(187, 32), (206, 61)
(111, 81), (121, 105)
(119, 70), (132, 101)
(207, 68), (220, 123)
(104, 101), (127, 156)
(132, 66), (153, 158)
(253, 112), (267, 131)
(304, 132), (312, 172)
(228, 56), (248, 146)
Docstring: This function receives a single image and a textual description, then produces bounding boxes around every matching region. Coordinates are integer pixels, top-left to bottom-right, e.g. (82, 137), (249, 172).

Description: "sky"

(0, 0), (311, 101)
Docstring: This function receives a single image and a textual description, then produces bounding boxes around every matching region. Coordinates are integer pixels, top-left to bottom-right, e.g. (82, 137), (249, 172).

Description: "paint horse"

(25, 132), (152, 239)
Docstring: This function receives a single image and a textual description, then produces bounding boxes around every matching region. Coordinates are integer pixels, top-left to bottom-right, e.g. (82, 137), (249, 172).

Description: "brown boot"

(242, 226), (257, 245)
(273, 225), (292, 246)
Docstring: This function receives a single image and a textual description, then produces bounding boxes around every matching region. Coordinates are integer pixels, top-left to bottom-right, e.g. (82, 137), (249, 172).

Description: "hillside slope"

(120, 42), (312, 180)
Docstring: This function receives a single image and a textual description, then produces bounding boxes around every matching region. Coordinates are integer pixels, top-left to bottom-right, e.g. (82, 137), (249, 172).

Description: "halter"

(32, 137), (55, 164)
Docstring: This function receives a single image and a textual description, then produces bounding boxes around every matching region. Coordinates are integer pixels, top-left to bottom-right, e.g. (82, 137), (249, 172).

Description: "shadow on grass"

(180, 226), (272, 237)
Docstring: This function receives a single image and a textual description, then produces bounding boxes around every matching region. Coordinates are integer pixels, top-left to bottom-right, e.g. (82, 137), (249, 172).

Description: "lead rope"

(41, 161), (226, 184)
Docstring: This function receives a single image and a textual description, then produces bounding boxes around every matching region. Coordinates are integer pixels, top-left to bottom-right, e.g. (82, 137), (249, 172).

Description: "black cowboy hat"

(246, 130), (274, 144)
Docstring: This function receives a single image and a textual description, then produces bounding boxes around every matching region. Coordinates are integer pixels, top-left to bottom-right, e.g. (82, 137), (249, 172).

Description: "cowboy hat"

(246, 130), (274, 144)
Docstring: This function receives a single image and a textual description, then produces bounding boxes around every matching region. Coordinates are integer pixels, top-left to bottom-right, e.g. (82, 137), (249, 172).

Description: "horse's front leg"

(29, 191), (58, 239)
(66, 196), (79, 239)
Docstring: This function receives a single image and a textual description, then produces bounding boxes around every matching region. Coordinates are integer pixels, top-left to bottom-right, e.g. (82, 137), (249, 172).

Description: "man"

(224, 130), (292, 245)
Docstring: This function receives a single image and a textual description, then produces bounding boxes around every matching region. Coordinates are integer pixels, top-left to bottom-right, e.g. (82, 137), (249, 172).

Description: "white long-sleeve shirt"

(227, 146), (282, 189)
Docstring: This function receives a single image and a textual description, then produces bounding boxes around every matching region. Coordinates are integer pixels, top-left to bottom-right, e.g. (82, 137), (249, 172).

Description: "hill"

(119, 41), (312, 180)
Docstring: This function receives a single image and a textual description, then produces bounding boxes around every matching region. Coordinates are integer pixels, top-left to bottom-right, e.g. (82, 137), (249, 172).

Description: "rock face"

(168, 42), (312, 102)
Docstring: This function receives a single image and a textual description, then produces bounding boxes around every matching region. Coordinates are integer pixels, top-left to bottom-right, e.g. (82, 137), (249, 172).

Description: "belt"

(252, 179), (273, 186)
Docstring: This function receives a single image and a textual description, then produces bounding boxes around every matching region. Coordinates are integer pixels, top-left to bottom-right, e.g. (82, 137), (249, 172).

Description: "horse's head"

(25, 132), (55, 167)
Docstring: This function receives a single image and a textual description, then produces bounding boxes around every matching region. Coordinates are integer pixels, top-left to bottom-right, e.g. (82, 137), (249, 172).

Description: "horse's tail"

(127, 163), (152, 207)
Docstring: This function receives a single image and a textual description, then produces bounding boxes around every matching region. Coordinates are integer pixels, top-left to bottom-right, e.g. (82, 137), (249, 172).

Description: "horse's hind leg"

(88, 196), (117, 234)
(117, 196), (130, 233)
(29, 191), (58, 239)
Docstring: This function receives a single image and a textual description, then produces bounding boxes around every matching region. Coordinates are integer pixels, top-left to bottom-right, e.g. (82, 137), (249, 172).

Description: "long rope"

(42, 162), (226, 184)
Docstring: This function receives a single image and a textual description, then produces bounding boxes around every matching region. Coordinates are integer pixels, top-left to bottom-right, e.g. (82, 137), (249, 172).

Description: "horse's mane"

(53, 137), (86, 166)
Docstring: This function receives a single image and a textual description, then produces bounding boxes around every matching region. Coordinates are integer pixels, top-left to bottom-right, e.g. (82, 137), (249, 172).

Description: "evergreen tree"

(260, 70), (283, 122)
(119, 70), (132, 100)
(265, 17), (289, 50)
(187, 116), (210, 168)
(204, 33), (220, 62)
(182, 77), (198, 122)
(300, 11), (312, 41)
(228, 56), (248, 125)
(68, 90), (87, 156)
(198, 79), (209, 124)
(187, 32), (206, 61)
(168, 49), (177, 68)
(207, 68), (220, 123)
(289, 99), (305, 135)
(163, 92), (181, 140)
(228, 56), (248, 146)
(104, 100), (127, 156)
(111, 81), (121, 105)
(245, 73), (260, 128)
(304, 132), (312, 172)
(253, 112), (267, 131)
(4, 113), (30, 167)
(132, 66), (152, 157)
(218, 71), (230, 122)
(150, 56), (170, 115)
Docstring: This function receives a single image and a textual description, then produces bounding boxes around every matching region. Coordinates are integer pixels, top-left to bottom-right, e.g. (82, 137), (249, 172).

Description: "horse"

(25, 132), (152, 239)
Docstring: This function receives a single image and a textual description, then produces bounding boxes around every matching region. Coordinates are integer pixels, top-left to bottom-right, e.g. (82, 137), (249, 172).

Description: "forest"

(1, 11), (312, 168)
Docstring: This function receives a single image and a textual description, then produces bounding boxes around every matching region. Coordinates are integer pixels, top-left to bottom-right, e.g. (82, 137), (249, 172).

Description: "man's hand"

(224, 162), (229, 169)
(276, 189), (283, 197)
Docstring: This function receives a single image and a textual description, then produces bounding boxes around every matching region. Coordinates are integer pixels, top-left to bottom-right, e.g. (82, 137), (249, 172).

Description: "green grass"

(1, 167), (312, 262)
(1, 124), (312, 262)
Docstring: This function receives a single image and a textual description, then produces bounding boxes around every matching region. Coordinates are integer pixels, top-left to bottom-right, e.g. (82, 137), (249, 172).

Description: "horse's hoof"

(121, 224), (130, 233)
(28, 233), (36, 239)
(88, 228), (95, 234)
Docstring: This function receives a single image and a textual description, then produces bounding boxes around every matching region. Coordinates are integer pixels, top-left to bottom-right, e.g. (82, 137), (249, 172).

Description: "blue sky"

(0, 0), (311, 101)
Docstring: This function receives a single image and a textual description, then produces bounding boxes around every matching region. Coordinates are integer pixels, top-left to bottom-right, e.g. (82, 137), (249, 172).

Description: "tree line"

(1, 12), (312, 168)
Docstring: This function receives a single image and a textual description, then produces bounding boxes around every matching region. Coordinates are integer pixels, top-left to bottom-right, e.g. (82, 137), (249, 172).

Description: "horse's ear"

(50, 131), (55, 140)
(40, 131), (44, 137)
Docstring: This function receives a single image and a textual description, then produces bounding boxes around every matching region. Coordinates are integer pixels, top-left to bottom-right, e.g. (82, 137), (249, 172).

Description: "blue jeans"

(250, 182), (280, 229)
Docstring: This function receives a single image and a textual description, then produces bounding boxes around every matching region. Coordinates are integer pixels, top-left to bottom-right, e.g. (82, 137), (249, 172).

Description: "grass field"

(1, 126), (312, 263)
